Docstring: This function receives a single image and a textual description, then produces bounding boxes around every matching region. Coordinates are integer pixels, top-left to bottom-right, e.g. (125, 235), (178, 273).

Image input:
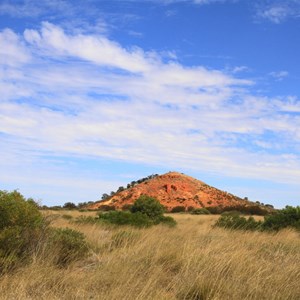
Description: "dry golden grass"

(0, 211), (299, 299)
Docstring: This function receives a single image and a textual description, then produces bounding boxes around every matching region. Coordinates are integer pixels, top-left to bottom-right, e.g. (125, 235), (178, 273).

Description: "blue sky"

(0, 0), (300, 207)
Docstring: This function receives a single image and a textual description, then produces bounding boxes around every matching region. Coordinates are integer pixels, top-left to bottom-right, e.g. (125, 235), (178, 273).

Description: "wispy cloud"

(1, 22), (300, 200)
(0, 0), (72, 18)
(269, 71), (289, 81)
(232, 66), (250, 74)
(126, 0), (231, 5)
(258, 5), (290, 23)
(0, 0), (233, 19)
(256, 1), (300, 23)
(2, 0), (299, 26)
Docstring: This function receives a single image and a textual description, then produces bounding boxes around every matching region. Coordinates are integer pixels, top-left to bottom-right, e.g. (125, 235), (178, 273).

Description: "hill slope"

(87, 172), (264, 212)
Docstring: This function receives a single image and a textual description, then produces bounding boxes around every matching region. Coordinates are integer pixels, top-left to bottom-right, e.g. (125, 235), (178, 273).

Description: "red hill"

(87, 172), (269, 213)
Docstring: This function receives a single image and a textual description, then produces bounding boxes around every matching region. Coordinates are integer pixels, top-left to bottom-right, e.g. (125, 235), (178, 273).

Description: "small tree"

(117, 186), (125, 193)
(63, 202), (77, 210)
(101, 193), (110, 200)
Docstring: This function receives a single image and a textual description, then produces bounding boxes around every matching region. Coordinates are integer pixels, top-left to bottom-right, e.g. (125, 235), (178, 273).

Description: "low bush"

(98, 196), (177, 228)
(187, 206), (195, 212)
(0, 190), (45, 272)
(170, 206), (186, 213)
(215, 215), (262, 231)
(221, 210), (241, 217)
(206, 206), (223, 214)
(158, 215), (177, 227)
(206, 205), (269, 216)
(215, 206), (300, 232)
(0, 190), (90, 272)
(47, 228), (89, 267)
(191, 208), (211, 215)
(262, 206), (300, 231)
(0, 190), (43, 230)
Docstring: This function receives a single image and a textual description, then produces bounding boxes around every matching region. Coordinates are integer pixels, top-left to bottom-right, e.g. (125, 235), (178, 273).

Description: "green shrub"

(98, 211), (177, 228)
(187, 206), (195, 212)
(129, 212), (154, 227)
(47, 228), (89, 267)
(170, 206), (186, 213)
(0, 190), (91, 272)
(0, 227), (24, 272)
(214, 214), (262, 231)
(0, 190), (43, 230)
(98, 211), (132, 225)
(97, 196), (176, 228)
(220, 210), (241, 217)
(206, 206), (222, 214)
(158, 215), (177, 227)
(130, 195), (164, 220)
(206, 205), (269, 215)
(74, 216), (99, 224)
(191, 208), (211, 215)
(215, 205), (300, 232)
(0, 190), (45, 272)
(262, 206), (300, 231)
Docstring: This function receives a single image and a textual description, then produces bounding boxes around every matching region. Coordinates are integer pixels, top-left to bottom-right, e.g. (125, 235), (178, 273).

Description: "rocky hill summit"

(87, 172), (268, 212)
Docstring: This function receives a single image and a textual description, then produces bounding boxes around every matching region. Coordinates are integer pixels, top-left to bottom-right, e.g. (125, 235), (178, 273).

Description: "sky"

(0, 0), (300, 208)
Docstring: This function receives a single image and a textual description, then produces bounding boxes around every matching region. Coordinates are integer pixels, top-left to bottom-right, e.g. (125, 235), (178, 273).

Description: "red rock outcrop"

(87, 171), (259, 211)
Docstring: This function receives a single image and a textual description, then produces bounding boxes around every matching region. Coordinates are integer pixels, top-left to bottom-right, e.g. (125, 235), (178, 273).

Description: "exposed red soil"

(87, 171), (259, 211)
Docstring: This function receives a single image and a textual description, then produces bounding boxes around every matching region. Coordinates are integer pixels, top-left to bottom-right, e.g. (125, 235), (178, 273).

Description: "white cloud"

(256, 1), (300, 23)
(146, 0), (229, 4)
(0, 0), (74, 18)
(259, 5), (290, 23)
(193, 0), (226, 4)
(269, 71), (289, 80)
(0, 29), (31, 66)
(232, 66), (250, 74)
(24, 22), (156, 73)
(1, 23), (300, 205)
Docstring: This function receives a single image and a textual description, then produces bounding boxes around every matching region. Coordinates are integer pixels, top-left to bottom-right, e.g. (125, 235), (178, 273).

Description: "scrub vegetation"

(0, 190), (299, 299)
(215, 206), (300, 232)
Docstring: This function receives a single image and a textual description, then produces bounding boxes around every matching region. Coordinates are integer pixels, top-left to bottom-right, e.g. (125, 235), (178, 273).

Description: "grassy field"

(0, 210), (299, 299)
